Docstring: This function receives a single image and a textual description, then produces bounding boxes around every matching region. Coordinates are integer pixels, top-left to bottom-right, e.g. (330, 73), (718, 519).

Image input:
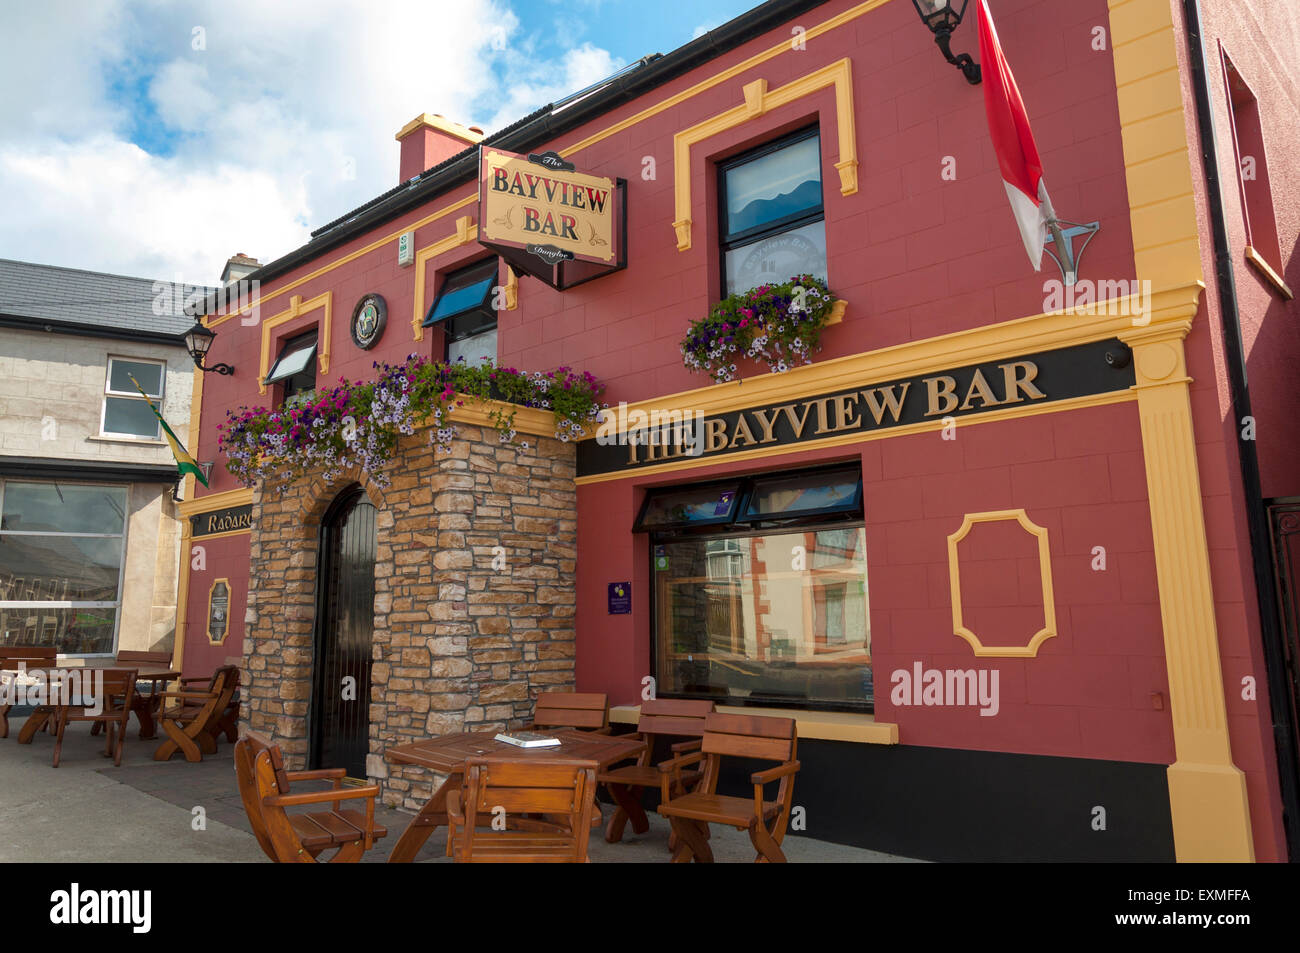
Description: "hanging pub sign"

(478, 145), (626, 290)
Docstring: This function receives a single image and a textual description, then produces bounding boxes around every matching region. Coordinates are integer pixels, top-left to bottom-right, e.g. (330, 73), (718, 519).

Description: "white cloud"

(692, 22), (718, 40)
(0, 0), (616, 285)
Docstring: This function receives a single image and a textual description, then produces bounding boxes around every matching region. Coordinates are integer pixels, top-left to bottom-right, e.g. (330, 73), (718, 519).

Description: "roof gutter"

(1183, 0), (1300, 861)
(0, 313), (189, 347)
(228, 0), (831, 296)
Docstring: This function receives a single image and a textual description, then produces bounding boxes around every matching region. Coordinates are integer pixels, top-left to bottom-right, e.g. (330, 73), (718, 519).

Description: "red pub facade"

(178, 0), (1300, 862)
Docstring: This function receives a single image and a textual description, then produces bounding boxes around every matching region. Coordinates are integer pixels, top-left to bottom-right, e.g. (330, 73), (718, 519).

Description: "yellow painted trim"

(205, 1), (895, 328)
(504, 265), (518, 311)
(581, 282), (1200, 435)
(183, 348), (204, 503)
(946, 509), (1057, 658)
(447, 396), (555, 438)
(177, 486), (255, 517)
(173, 520), (191, 674)
(395, 113), (484, 145)
(673, 58), (858, 251)
(1109, 0), (1253, 862)
(206, 577), (231, 646)
(258, 292), (333, 395)
(1244, 245), (1294, 299)
(576, 389), (1137, 485)
(411, 215), (478, 341)
(609, 703), (898, 744)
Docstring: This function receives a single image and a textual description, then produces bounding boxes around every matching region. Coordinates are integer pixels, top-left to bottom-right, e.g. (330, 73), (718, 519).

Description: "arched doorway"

(309, 486), (377, 778)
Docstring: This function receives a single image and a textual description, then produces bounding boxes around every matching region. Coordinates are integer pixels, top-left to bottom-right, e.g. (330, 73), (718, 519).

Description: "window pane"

(108, 359), (163, 396)
(654, 527), (871, 707)
(724, 218), (827, 296)
(448, 328), (497, 366)
(1, 483), (127, 535)
(426, 275), (495, 325)
(0, 534), (123, 601)
(724, 134), (822, 238)
(638, 484), (742, 529)
(0, 606), (116, 654)
(264, 342), (317, 384)
(103, 396), (160, 438)
(744, 468), (861, 519)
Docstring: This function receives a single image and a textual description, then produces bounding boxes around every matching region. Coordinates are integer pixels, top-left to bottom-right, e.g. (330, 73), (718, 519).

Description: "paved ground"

(0, 719), (920, 863)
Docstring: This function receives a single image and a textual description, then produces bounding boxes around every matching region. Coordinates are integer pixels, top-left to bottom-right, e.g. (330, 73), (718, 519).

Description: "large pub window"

(422, 258), (499, 365)
(0, 480), (128, 654)
(638, 465), (871, 711)
(718, 125), (827, 296)
(264, 329), (318, 407)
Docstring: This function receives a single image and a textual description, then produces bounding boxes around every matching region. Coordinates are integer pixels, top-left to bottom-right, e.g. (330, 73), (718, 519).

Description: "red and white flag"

(977, 0), (1056, 271)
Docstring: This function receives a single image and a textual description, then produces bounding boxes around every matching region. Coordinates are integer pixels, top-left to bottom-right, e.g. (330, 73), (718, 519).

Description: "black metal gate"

(310, 487), (377, 779)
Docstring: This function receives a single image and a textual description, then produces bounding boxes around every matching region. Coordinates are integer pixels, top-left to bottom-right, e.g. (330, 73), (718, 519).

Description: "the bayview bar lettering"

(635, 361), (1042, 464)
(191, 504), (253, 537)
(576, 339), (1137, 476)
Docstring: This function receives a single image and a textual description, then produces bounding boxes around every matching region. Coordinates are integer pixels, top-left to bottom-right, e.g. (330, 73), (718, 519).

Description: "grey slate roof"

(0, 258), (212, 339)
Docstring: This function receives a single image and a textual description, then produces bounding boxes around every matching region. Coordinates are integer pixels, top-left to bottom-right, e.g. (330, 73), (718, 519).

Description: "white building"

(0, 259), (200, 656)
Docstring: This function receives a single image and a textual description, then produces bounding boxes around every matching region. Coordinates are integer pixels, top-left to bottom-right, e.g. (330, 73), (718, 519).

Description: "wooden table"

(385, 729), (645, 863)
(12, 663), (180, 743)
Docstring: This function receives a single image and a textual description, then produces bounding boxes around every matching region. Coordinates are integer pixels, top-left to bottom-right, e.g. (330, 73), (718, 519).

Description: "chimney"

(220, 253), (260, 286)
(396, 113), (485, 183)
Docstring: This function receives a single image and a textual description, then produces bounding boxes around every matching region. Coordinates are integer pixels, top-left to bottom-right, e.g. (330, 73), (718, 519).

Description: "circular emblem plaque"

(350, 294), (387, 350)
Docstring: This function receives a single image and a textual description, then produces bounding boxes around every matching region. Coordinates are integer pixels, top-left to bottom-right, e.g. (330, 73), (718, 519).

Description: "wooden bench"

(528, 691), (610, 733)
(445, 757), (599, 863)
(153, 665), (239, 762)
(657, 712), (801, 863)
(0, 646), (57, 739)
(90, 650), (174, 739)
(174, 661), (241, 746)
(234, 731), (386, 863)
(52, 668), (137, 768)
(596, 698), (714, 843)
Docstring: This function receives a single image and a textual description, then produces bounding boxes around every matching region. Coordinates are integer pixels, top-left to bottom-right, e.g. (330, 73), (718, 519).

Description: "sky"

(0, 0), (755, 286)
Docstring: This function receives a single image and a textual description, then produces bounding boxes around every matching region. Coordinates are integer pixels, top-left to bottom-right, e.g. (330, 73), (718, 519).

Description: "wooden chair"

(528, 691), (610, 733)
(52, 668), (137, 768)
(445, 757), (599, 862)
(234, 731), (386, 863)
(152, 665), (239, 762)
(90, 650), (173, 739)
(657, 712), (801, 863)
(597, 698), (715, 843)
(173, 661), (241, 746)
(0, 646), (57, 739)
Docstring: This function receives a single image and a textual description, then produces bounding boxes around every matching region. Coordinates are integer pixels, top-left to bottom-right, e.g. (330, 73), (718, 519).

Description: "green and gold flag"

(128, 374), (208, 487)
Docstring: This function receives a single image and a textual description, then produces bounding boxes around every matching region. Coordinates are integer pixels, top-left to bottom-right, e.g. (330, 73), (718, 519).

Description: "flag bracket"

(1043, 219), (1100, 288)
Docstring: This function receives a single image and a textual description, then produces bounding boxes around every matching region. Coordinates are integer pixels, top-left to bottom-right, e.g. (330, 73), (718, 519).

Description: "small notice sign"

(608, 582), (631, 614)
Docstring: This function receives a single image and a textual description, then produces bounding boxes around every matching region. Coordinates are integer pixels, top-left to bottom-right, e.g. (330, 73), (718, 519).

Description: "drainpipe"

(1183, 0), (1300, 861)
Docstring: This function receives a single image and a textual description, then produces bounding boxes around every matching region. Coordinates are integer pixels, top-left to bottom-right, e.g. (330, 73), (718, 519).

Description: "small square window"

(719, 127), (827, 296)
(423, 259), (499, 364)
(101, 357), (164, 439)
(264, 330), (318, 403)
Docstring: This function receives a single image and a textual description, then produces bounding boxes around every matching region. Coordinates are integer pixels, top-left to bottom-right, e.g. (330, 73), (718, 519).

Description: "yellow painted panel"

(1112, 28), (1183, 87)
(1124, 151), (1197, 208)
(1135, 238), (1205, 288)
(1129, 195), (1202, 246)
(1108, 0), (1175, 43)
(1120, 108), (1191, 165)
(1116, 67), (1187, 122)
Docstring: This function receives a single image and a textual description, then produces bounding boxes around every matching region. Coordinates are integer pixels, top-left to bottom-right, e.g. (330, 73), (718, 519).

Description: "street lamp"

(182, 321), (235, 375)
(911, 0), (982, 85)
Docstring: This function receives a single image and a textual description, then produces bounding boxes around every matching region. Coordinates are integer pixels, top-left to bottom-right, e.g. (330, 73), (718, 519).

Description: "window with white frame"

(101, 357), (165, 439)
(0, 481), (128, 654)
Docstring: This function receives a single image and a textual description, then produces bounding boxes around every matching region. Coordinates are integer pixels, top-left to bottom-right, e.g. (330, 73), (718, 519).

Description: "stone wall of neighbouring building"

(239, 421), (578, 808)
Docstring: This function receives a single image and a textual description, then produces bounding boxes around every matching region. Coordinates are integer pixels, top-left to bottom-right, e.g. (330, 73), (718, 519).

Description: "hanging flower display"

(217, 355), (604, 492)
(679, 274), (837, 384)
